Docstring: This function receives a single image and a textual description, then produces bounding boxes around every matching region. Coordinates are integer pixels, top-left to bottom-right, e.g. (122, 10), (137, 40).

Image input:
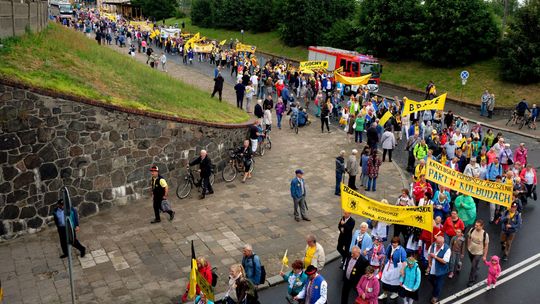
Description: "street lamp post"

(241, 29), (244, 43)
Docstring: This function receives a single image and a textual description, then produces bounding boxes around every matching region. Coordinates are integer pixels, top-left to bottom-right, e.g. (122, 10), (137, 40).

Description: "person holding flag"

(280, 259), (308, 304)
(182, 241), (214, 303)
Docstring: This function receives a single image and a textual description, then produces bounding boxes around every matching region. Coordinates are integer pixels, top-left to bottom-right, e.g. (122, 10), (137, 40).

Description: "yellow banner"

(236, 43), (257, 53)
(379, 111), (393, 127)
(102, 13), (116, 21)
(196, 270), (214, 300)
(425, 159), (513, 208)
(299, 61), (328, 71)
(193, 43), (213, 53)
(334, 73), (371, 85)
(334, 66), (344, 74)
(402, 93), (447, 117)
(130, 21), (153, 32)
(341, 184), (433, 231)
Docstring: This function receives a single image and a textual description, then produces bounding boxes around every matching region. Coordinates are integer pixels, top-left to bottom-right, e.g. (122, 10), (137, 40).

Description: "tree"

(419, 0), (499, 67)
(245, 0), (277, 33)
(132, 0), (178, 21)
(499, 0), (540, 84)
(191, 0), (213, 28)
(321, 19), (359, 51)
(356, 0), (424, 60)
(278, 0), (351, 46)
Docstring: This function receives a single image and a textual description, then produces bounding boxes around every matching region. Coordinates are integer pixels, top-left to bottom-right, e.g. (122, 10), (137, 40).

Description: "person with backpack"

(241, 244), (265, 286)
(466, 220), (489, 287)
(499, 202), (522, 261)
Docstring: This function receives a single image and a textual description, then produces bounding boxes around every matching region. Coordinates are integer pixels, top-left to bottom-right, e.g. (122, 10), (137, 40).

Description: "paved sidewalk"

(0, 38), (408, 304)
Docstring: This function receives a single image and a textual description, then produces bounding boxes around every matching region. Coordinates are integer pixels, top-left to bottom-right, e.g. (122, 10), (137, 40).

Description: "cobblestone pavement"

(0, 39), (408, 304)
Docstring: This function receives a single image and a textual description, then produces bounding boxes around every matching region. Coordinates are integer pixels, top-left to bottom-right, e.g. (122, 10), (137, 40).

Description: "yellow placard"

(425, 159), (513, 208)
(379, 111), (393, 127)
(196, 270), (214, 301)
(299, 61), (328, 71)
(236, 43), (257, 53)
(334, 72), (371, 85)
(402, 93), (447, 117)
(341, 184), (433, 231)
(193, 43), (213, 53)
(130, 21), (153, 32)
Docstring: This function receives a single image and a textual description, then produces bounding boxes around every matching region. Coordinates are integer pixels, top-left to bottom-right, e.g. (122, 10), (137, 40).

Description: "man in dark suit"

(337, 211), (355, 266)
(341, 246), (368, 304)
(189, 150), (214, 199)
(53, 199), (86, 259)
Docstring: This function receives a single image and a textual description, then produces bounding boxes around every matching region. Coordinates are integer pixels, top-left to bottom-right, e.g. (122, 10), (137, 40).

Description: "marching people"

(379, 237), (407, 301)
(428, 236), (451, 304)
(484, 255), (501, 290)
(467, 219), (489, 287)
(181, 257), (213, 303)
(211, 72), (224, 101)
(499, 202), (522, 261)
(149, 165), (174, 223)
(294, 265), (327, 304)
(399, 256), (422, 304)
(341, 246), (369, 304)
(337, 210), (356, 266)
(355, 266), (380, 304)
(280, 260), (308, 304)
(53, 199), (86, 259)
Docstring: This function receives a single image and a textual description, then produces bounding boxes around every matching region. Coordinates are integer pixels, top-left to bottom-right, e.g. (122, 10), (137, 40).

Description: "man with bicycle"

(515, 99), (530, 119)
(188, 150), (214, 200)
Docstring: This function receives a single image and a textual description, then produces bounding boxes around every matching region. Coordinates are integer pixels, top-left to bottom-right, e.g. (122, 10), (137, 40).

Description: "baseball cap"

(150, 165), (159, 172)
(295, 169), (304, 175)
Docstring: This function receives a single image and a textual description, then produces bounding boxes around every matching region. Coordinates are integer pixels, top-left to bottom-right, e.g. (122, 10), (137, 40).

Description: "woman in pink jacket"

(356, 266), (380, 304)
(514, 143), (528, 166)
(520, 164), (537, 200)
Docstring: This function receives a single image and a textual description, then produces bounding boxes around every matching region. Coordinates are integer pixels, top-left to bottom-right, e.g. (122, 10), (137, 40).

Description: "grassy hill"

(0, 24), (249, 124)
(167, 17), (540, 108)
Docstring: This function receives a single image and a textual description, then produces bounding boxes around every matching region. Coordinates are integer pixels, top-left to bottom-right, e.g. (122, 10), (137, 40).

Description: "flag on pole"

(282, 249), (289, 266)
(219, 39), (227, 46)
(188, 241), (198, 300)
(379, 111), (393, 127)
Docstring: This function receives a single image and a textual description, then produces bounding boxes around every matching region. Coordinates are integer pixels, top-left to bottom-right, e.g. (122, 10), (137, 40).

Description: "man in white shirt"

(295, 265), (327, 304)
(428, 236), (451, 303)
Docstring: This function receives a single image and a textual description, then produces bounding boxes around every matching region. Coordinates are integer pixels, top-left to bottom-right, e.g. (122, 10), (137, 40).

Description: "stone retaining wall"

(0, 81), (249, 239)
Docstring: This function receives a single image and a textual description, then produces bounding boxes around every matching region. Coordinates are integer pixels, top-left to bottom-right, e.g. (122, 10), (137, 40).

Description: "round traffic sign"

(460, 70), (469, 80)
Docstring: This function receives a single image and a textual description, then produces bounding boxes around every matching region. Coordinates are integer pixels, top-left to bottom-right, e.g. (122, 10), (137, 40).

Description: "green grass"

(167, 17), (540, 108)
(165, 18), (308, 61)
(0, 24), (249, 124)
(379, 59), (540, 108)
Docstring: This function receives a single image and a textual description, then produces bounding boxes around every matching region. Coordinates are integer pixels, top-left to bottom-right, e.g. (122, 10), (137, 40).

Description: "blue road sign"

(460, 70), (469, 80)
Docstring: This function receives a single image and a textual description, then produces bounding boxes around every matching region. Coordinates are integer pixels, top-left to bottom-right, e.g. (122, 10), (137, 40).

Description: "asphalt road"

(157, 49), (540, 304)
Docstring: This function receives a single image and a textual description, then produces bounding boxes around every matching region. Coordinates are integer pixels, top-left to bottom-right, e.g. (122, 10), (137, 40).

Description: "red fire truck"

(308, 46), (382, 93)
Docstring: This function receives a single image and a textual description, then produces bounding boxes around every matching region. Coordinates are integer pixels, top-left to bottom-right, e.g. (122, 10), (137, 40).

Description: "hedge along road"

(160, 45), (540, 303)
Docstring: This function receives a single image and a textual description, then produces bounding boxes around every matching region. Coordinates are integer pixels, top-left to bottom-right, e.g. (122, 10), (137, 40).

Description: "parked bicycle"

(176, 167), (215, 199)
(506, 111), (532, 129)
(222, 149), (254, 182)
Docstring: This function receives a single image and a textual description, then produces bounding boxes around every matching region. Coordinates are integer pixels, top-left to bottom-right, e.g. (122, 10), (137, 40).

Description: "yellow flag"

(334, 66), (344, 74)
(188, 241), (198, 299)
(341, 184), (433, 231)
(219, 39), (227, 46)
(334, 72), (371, 85)
(379, 111), (393, 127)
(282, 249), (289, 266)
(401, 93), (447, 117)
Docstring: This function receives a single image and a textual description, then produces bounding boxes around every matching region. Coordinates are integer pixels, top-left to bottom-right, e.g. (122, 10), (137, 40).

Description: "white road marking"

(439, 252), (540, 304)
